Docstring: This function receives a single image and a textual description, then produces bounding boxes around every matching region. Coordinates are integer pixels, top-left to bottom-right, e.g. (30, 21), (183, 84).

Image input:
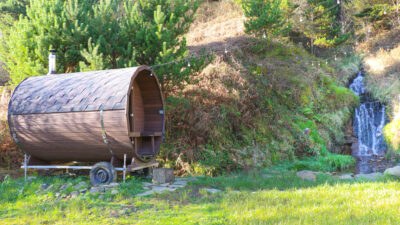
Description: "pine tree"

(0, 0), (209, 95)
(303, 0), (349, 53)
(242, 0), (291, 38)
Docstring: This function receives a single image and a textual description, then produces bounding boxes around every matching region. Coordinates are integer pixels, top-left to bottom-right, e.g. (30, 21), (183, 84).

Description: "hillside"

(159, 1), (360, 175)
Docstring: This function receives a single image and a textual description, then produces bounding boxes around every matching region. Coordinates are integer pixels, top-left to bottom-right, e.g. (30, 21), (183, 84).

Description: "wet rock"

(355, 172), (382, 180)
(204, 188), (222, 194)
(71, 191), (79, 198)
(338, 174), (353, 180)
(296, 170), (316, 182)
(385, 166), (400, 177)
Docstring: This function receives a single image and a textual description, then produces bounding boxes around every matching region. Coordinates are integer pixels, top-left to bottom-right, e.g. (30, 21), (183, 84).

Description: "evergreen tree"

(302, 0), (349, 53)
(0, 0), (209, 95)
(242, 0), (291, 38)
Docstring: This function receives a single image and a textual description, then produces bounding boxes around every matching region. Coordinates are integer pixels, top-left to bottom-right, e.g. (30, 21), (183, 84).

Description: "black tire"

(90, 162), (117, 186)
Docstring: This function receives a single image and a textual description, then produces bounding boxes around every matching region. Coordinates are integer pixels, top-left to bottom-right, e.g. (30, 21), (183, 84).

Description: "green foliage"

(0, 0), (209, 93)
(302, 0), (349, 49)
(291, 154), (356, 172)
(0, 0), (28, 19)
(242, 0), (291, 38)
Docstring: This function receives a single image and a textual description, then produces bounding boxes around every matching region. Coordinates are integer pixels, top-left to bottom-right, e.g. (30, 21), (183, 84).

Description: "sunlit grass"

(1, 171), (400, 224)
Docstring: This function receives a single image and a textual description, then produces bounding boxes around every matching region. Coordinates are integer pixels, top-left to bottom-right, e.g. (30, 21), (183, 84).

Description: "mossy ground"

(1, 170), (400, 224)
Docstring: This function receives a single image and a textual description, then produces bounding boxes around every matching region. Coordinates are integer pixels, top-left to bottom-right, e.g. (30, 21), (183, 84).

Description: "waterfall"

(350, 71), (387, 157)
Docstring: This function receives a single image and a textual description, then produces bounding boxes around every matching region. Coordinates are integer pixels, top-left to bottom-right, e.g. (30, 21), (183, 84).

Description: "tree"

(242, 0), (291, 38)
(0, 0), (209, 95)
(302, 0), (349, 53)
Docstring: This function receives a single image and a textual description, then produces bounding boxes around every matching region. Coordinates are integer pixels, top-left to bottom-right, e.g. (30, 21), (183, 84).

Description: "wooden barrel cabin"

(8, 66), (164, 167)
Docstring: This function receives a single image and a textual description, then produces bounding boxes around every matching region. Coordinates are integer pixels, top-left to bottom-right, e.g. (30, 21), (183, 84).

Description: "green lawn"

(1, 171), (400, 224)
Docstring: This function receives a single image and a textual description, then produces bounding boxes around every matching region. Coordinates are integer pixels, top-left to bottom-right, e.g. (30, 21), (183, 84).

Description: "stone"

(90, 187), (100, 194)
(79, 188), (88, 193)
(27, 176), (37, 181)
(142, 182), (153, 186)
(71, 191), (79, 198)
(109, 182), (120, 188)
(160, 183), (170, 187)
(152, 186), (176, 193)
(73, 181), (87, 190)
(173, 180), (187, 186)
(47, 184), (54, 190)
(338, 174), (353, 180)
(143, 186), (150, 190)
(98, 195), (104, 200)
(355, 172), (382, 180)
(296, 170), (316, 181)
(111, 189), (118, 195)
(204, 188), (222, 194)
(385, 166), (400, 177)
(40, 184), (49, 190)
(169, 184), (185, 189)
(152, 168), (174, 184)
(137, 190), (155, 197)
(55, 192), (61, 198)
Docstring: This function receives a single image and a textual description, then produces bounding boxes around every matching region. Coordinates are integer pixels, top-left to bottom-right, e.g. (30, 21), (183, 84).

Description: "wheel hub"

(95, 169), (109, 183)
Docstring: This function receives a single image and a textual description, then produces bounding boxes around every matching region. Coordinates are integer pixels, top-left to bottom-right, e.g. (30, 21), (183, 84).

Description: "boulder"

(296, 170), (316, 182)
(152, 168), (174, 184)
(111, 189), (119, 195)
(385, 166), (400, 177)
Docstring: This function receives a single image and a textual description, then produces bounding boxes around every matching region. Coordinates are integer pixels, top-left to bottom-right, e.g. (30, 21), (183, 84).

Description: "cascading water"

(349, 71), (387, 173)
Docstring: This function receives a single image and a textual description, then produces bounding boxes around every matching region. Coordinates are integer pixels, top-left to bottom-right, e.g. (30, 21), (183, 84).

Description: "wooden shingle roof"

(8, 66), (148, 115)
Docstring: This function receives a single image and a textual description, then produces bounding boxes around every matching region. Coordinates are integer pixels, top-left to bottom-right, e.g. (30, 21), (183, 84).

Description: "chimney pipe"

(48, 49), (56, 75)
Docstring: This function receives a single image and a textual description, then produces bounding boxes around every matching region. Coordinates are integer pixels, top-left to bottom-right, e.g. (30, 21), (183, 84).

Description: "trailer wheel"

(90, 162), (116, 186)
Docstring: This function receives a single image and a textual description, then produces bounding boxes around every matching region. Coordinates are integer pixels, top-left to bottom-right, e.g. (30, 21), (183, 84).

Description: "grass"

(2, 170), (400, 224)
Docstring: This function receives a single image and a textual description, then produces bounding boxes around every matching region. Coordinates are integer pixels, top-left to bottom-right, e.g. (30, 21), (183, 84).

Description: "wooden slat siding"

(132, 80), (144, 132)
(13, 111), (125, 124)
(13, 110), (134, 162)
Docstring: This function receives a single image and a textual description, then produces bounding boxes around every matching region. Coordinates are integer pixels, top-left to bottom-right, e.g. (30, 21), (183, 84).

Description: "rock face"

(384, 166), (400, 177)
(296, 170), (316, 182)
(152, 168), (174, 184)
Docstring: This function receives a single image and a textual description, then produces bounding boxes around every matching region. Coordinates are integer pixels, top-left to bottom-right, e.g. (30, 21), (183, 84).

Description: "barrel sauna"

(8, 66), (164, 167)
